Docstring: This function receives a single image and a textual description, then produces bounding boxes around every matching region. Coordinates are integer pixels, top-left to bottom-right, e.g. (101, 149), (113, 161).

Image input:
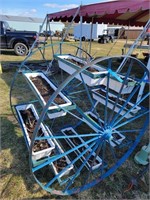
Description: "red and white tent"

(47, 0), (150, 26)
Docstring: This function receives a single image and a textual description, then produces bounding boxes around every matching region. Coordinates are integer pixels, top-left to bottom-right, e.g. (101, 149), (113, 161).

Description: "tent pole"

(79, 16), (83, 58)
(117, 19), (150, 73)
(124, 22), (130, 54)
(48, 19), (54, 57)
(136, 57), (150, 103)
(89, 17), (94, 56)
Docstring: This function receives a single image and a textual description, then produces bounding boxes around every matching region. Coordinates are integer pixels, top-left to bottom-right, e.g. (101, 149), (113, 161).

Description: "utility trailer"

(74, 23), (107, 41)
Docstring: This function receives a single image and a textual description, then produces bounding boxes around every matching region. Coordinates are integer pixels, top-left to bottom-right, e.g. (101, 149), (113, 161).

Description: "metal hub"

(103, 129), (113, 141)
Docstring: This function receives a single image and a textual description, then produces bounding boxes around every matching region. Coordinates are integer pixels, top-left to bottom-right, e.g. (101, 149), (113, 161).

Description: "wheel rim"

(29, 55), (149, 195)
(16, 44), (26, 55)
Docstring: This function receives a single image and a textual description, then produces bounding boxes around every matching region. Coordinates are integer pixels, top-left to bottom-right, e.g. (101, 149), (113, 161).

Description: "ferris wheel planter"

(10, 39), (150, 195)
(92, 88), (141, 119)
(54, 54), (107, 86)
(23, 71), (74, 119)
(15, 103), (55, 160)
(61, 127), (102, 171)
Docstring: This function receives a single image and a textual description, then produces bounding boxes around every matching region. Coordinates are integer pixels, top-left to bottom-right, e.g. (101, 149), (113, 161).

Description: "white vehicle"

(74, 23), (107, 41)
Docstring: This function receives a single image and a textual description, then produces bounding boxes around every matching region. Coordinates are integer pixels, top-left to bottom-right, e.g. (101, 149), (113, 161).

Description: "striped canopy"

(47, 0), (150, 26)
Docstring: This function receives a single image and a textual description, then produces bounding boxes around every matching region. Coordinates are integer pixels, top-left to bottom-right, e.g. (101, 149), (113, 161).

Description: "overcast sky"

(1, 0), (113, 18)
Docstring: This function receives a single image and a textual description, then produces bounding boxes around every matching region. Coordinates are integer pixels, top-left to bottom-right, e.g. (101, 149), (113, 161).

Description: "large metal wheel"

(27, 55), (149, 195)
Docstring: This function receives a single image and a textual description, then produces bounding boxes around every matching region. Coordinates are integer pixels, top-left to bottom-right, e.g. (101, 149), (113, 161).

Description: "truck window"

(3, 21), (11, 31)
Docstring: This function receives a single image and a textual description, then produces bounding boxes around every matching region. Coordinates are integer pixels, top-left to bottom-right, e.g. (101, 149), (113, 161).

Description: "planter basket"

(54, 54), (107, 87)
(61, 127), (102, 170)
(15, 103), (55, 160)
(54, 54), (136, 93)
(46, 127), (74, 182)
(92, 88), (141, 119)
(23, 72), (75, 119)
(83, 111), (103, 132)
(100, 75), (136, 94)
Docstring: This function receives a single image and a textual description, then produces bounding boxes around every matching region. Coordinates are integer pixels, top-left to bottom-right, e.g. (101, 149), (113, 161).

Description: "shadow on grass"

(0, 50), (17, 56)
(0, 116), (43, 196)
(0, 117), (79, 200)
(0, 70), (51, 198)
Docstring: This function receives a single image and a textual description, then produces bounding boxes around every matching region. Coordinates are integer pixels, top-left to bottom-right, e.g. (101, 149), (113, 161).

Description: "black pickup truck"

(0, 21), (38, 56)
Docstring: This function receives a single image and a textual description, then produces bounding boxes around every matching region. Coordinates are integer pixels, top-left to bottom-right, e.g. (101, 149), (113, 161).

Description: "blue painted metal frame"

(9, 35), (150, 196)
(28, 55), (149, 195)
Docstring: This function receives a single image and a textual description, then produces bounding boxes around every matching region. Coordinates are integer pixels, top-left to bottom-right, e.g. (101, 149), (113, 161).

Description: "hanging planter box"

(83, 111), (103, 132)
(46, 127), (74, 182)
(61, 127), (102, 171)
(54, 54), (107, 86)
(50, 149), (73, 180)
(110, 132), (126, 147)
(54, 54), (136, 92)
(15, 103), (55, 160)
(23, 72), (75, 119)
(100, 74), (136, 94)
(92, 88), (141, 119)
(84, 111), (126, 147)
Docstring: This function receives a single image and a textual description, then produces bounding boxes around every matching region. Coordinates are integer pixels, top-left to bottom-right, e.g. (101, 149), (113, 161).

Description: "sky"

(1, 0), (110, 19)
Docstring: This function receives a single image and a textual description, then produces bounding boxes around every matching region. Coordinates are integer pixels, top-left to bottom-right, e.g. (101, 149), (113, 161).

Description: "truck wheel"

(14, 43), (28, 56)
(111, 38), (114, 43)
(103, 39), (107, 44)
(98, 39), (103, 43)
(81, 36), (85, 41)
(101, 39), (106, 44)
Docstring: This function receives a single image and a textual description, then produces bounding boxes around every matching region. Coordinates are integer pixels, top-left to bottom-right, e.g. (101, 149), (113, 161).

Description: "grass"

(0, 39), (149, 199)
(1, 38), (147, 64)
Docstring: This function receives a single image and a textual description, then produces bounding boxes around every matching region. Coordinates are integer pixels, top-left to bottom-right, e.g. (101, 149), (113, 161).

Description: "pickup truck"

(0, 21), (38, 56)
